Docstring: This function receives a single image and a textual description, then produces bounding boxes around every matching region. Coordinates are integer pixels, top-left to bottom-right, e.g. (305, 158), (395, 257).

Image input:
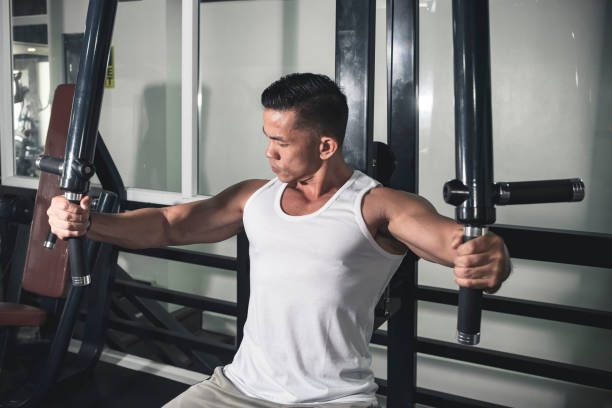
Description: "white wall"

(198, 0), (336, 196)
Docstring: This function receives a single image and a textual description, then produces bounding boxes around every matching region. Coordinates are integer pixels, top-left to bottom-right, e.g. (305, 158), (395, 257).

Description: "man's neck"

(291, 158), (354, 201)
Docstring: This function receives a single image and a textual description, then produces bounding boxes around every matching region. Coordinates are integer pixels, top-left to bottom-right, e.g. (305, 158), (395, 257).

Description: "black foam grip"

(457, 233), (483, 341)
(68, 236), (89, 283)
(457, 286), (482, 334)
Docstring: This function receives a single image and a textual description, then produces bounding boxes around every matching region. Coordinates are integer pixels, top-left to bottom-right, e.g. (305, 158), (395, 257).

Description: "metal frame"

(181, 0), (199, 199)
(384, 0), (419, 406)
(335, 0), (376, 175)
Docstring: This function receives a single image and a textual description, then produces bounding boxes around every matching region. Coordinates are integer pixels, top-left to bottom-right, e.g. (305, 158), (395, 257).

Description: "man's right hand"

(47, 195), (92, 239)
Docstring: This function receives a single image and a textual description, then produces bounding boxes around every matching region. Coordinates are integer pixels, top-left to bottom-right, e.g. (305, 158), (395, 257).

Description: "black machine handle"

(446, 178), (585, 346)
(456, 226), (487, 345)
(36, 0), (118, 287)
(495, 178), (585, 205)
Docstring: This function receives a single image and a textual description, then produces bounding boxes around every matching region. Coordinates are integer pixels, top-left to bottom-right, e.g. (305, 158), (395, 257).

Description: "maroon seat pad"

(0, 302), (47, 326)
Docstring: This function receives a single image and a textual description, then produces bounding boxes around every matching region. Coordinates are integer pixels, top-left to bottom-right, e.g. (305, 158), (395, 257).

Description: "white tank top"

(224, 170), (405, 405)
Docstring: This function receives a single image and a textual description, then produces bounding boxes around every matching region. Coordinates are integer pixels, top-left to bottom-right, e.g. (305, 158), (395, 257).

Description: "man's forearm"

(87, 208), (170, 249)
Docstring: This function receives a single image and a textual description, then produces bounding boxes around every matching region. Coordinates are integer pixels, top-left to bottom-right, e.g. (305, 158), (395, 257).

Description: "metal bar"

(114, 279), (238, 316)
(94, 134), (126, 200)
(371, 329), (388, 347)
(236, 231), (250, 347)
(385, 0), (419, 406)
(107, 317), (235, 359)
(451, 0), (495, 347)
(21, 286), (87, 406)
(64, 191), (120, 377)
(491, 225), (612, 269)
(387, 0), (419, 194)
(417, 337), (612, 390)
(181, 0), (199, 198)
(0, 1), (15, 182)
(61, 0), (118, 193)
(122, 200), (167, 211)
(451, 0), (495, 226)
(416, 387), (510, 408)
(335, 0), (376, 174)
(374, 378), (388, 396)
(387, 259), (417, 407)
(115, 267), (221, 373)
(119, 246), (238, 270)
(417, 285), (612, 330)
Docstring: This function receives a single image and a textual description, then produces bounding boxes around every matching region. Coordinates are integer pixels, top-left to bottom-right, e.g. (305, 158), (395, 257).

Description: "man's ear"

(319, 136), (338, 160)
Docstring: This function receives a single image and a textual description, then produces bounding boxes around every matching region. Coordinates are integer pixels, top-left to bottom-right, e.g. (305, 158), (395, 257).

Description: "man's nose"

(265, 143), (276, 159)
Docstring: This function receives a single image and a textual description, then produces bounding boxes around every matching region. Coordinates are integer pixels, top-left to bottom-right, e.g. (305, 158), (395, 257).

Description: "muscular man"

(48, 73), (510, 408)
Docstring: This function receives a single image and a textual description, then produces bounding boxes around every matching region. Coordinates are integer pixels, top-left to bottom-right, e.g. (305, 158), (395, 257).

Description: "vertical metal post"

(386, 0), (419, 406)
(335, 0), (376, 175)
(39, 0), (118, 288)
(61, 0), (118, 193)
(451, 0), (495, 345)
(236, 231), (250, 349)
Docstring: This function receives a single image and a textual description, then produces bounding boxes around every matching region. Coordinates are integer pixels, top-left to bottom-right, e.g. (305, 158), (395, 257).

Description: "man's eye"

(278, 143), (289, 147)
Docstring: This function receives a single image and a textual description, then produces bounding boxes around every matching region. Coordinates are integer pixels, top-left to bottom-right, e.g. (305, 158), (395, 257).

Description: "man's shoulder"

(362, 186), (435, 218)
(362, 185), (421, 205)
(240, 179), (270, 192)
(235, 179), (270, 209)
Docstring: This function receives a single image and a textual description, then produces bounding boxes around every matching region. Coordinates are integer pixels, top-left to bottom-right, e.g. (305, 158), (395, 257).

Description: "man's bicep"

(385, 192), (460, 266)
(165, 179), (266, 245)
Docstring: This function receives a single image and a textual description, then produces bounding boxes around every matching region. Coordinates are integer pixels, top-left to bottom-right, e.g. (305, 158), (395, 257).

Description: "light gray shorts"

(162, 367), (379, 408)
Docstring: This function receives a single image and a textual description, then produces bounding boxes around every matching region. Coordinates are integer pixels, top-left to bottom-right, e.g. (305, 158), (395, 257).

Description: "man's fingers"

(80, 196), (92, 211)
(454, 265), (494, 280)
(455, 264), (503, 291)
(51, 195), (87, 214)
(455, 276), (501, 294)
(48, 194), (90, 240)
(47, 207), (88, 223)
(454, 253), (490, 268)
(450, 228), (464, 250)
(456, 233), (503, 256)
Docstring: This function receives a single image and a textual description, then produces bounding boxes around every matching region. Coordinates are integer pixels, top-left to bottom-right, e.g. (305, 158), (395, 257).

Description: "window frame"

(0, 0), (208, 204)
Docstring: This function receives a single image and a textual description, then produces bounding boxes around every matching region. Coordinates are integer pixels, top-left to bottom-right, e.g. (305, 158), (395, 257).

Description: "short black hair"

(261, 73), (349, 146)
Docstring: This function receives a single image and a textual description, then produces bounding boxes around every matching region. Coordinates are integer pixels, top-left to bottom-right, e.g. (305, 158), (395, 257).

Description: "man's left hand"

(451, 231), (511, 294)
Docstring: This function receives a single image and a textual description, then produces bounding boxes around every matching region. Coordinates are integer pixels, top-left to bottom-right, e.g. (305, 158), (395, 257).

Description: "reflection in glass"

(12, 38), (49, 178)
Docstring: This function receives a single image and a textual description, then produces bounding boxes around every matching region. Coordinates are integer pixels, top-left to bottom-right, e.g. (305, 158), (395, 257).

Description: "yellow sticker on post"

(105, 46), (114, 89)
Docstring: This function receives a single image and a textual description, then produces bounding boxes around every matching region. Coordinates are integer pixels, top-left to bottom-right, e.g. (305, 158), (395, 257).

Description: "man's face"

(263, 109), (321, 183)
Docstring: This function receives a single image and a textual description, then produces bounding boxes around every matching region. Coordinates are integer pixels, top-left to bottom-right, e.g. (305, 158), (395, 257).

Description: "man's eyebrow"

(262, 127), (287, 142)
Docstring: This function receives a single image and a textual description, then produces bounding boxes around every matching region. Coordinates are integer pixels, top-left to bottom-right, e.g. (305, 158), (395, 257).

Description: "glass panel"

(11, 22), (49, 177)
(92, 1), (182, 192)
(9, 1), (182, 190)
(198, 0), (336, 196)
(418, 0), (612, 234)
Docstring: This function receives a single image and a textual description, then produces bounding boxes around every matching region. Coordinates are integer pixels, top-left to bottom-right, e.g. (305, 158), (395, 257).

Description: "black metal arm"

(37, 0), (118, 287)
(446, 0), (584, 346)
